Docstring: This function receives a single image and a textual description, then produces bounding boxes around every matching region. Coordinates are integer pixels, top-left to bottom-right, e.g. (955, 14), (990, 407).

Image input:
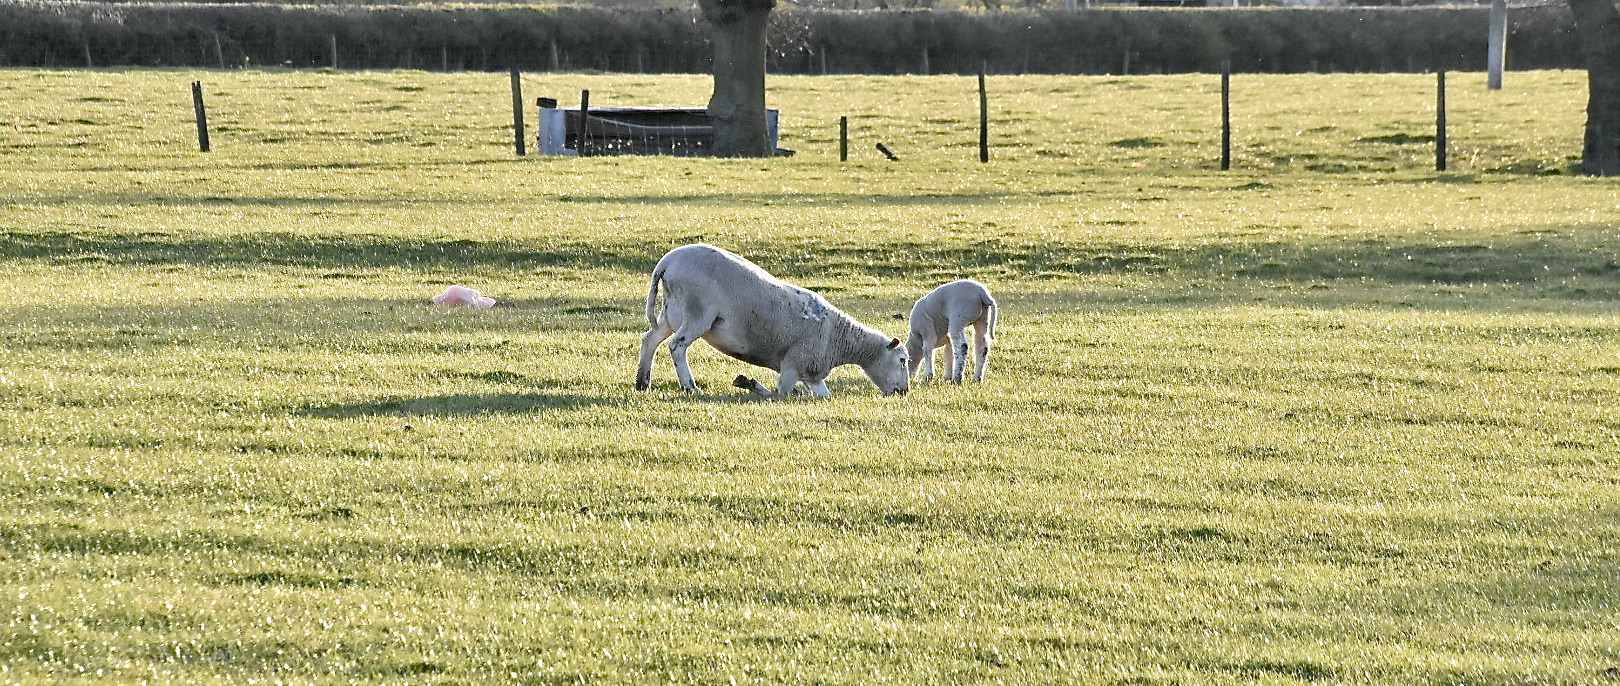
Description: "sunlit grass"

(0, 68), (1616, 684)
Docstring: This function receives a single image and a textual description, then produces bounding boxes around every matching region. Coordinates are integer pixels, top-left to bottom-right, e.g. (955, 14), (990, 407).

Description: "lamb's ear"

(887, 337), (902, 349)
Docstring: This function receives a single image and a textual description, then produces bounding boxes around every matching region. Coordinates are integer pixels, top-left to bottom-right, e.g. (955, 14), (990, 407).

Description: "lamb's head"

(862, 337), (910, 397)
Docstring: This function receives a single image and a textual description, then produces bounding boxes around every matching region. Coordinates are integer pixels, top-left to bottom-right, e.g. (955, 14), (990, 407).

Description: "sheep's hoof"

(733, 375), (770, 396)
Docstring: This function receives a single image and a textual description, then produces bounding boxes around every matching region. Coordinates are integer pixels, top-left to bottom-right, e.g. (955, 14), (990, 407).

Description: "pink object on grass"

(432, 285), (496, 309)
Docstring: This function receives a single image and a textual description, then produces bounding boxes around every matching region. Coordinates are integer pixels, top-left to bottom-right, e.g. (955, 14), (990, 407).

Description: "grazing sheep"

(635, 244), (910, 398)
(906, 279), (998, 384)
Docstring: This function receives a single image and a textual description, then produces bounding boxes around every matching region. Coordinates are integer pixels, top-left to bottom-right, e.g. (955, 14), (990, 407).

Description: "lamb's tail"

(984, 294), (998, 341)
(645, 262), (667, 328)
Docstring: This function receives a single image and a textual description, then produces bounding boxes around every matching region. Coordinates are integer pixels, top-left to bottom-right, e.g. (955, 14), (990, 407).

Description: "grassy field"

(1, 68), (1616, 684)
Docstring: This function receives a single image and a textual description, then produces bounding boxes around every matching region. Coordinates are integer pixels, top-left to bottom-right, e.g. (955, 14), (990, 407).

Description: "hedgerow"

(0, 1), (1579, 73)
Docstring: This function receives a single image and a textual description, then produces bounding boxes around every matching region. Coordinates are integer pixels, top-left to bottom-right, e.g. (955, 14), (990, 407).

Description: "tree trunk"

(1571, 0), (1620, 175)
(700, 0), (775, 158)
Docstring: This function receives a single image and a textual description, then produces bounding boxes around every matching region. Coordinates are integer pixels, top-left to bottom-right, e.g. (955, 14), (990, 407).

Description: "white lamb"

(905, 279), (998, 384)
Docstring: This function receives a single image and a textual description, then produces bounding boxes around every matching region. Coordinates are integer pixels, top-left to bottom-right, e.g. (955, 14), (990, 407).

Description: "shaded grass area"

(5, 224), (1616, 300)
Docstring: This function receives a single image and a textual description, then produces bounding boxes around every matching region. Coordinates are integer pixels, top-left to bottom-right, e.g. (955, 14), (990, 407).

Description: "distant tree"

(700, 0), (776, 157)
(1570, 0), (1620, 175)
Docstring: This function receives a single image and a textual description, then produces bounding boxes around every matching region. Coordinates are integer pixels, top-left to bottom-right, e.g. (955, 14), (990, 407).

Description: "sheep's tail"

(645, 262), (667, 328)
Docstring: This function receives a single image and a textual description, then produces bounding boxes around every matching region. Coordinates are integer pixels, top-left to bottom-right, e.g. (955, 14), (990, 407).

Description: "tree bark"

(1571, 0), (1620, 175)
(700, 0), (775, 157)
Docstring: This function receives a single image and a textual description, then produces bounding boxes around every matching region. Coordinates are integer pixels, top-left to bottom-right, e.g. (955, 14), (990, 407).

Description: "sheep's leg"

(971, 319), (991, 382)
(667, 313), (715, 393)
(947, 329), (968, 384)
(805, 379), (831, 398)
(920, 347), (936, 382)
(635, 320), (674, 391)
(774, 368), (801, 397)
(669, 342), (697, 393)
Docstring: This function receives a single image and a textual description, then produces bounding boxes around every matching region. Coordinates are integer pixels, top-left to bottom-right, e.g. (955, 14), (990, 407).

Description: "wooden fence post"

(1220, 61), (1231, 171)
(511, 71), (525, 156)
(578, 89), (591, 156)
(978, 67), (989, 163)
(191, 81), (210, 153)
(839, 116), (848, 162)
(1436, 70), (1448, 172)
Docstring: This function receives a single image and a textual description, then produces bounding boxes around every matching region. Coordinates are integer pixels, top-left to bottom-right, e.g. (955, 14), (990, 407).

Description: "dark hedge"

(0, 2), (1580, 73)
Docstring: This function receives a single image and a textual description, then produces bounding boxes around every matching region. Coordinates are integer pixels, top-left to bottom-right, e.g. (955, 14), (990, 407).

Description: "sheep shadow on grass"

(295, 391), (619, 418)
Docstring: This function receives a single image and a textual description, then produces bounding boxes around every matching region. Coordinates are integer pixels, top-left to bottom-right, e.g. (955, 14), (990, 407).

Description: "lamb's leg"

(921, 348), (936, 382)
(805, 380), (831, 398)
(972, 319), (991, 382)
(947, 329), (968, 384)
(635, 320), (674, 391)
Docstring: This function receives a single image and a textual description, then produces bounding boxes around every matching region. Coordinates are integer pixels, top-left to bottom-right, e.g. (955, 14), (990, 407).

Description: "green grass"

(1, 67), (1616, 684)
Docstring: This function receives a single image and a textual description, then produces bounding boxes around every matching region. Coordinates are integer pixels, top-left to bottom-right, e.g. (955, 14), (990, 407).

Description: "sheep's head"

(864, 337), (910, 397)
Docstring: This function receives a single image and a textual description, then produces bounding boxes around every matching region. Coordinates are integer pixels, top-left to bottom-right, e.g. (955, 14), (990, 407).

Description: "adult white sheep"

(906, 279), (998, 384)
(634, 244), (910, 398)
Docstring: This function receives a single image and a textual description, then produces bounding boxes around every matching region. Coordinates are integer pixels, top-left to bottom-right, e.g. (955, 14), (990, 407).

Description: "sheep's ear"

(887, 337), (901, 349)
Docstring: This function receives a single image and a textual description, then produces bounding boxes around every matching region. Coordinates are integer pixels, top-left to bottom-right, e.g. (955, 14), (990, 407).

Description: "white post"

(1486, 0), (1507, 90)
